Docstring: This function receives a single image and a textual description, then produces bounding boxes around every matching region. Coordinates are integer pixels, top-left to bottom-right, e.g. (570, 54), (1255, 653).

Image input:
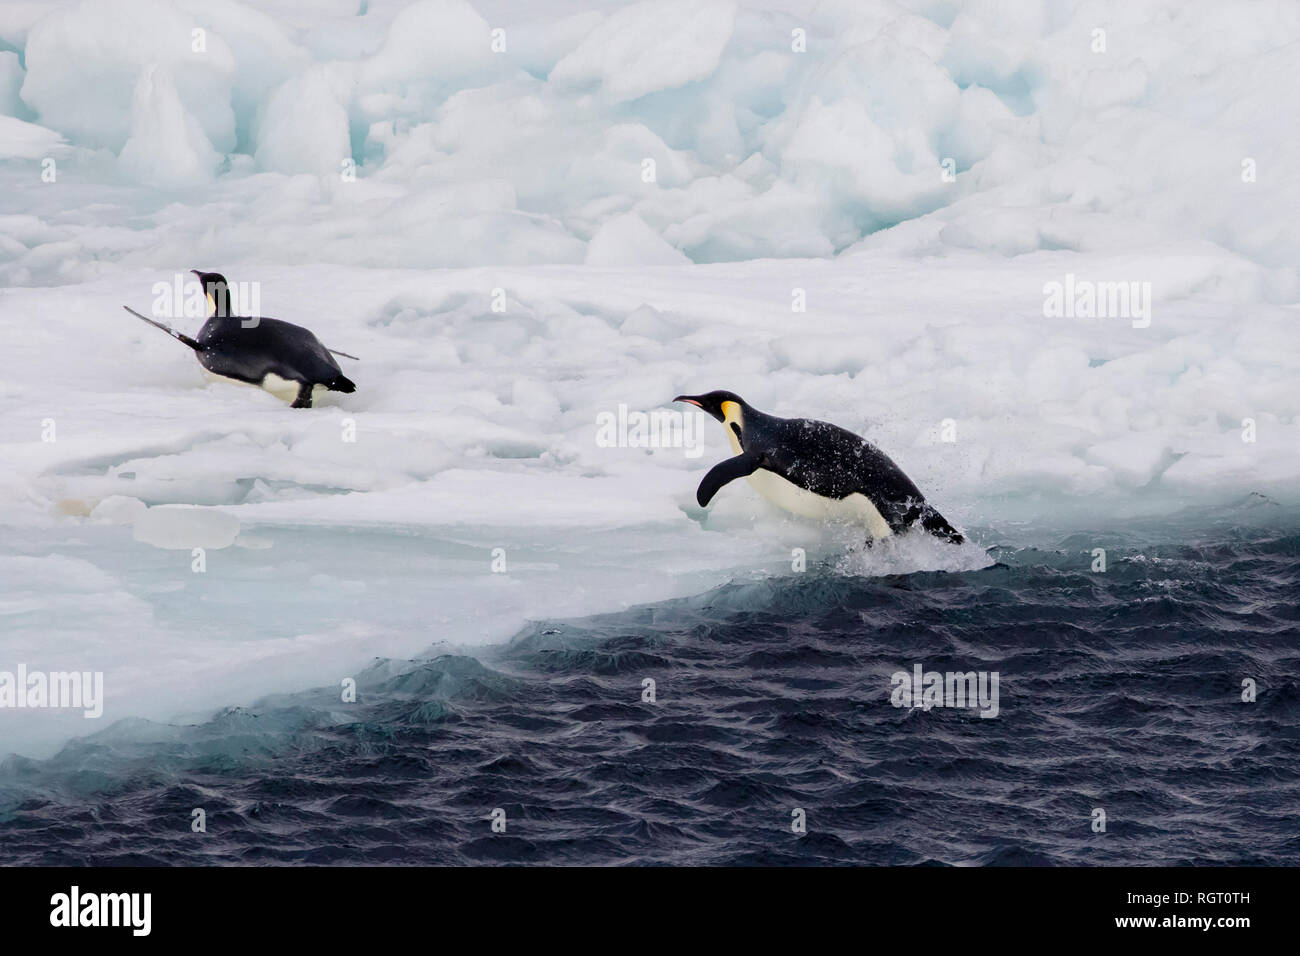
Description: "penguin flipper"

(697, 452), (762, 507)
(123, 306), (201, 351)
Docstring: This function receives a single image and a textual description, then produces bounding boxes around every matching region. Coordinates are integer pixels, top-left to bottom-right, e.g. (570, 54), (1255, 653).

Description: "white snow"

(550, 0), (737, 103)
(118, 65), (221, 187)
(20, 0), (237, 153)
(585, 212), (690, 266)
(254, 64), (354, 176)
(0, 115), (63, 160)
(0, 51), (23, 118)
(1, 0), (1298, 757)
(357, 0), (495, 92)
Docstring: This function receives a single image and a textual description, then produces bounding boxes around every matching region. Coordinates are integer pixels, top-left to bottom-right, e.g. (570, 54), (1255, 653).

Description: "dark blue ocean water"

(2, 515), (1298, 866)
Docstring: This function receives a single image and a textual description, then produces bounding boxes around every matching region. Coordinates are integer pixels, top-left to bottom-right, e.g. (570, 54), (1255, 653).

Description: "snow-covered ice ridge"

(0, 0), (1298, 756)
(0, 0), (1298, 276)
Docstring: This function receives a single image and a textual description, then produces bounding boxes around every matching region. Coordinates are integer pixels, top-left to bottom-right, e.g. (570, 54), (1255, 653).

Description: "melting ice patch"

(131, 505), (241, 550)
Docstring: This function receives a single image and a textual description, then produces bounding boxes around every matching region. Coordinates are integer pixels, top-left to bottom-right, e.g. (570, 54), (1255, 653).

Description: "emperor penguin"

(124, 271), (357, 408)
(675, 391), (963, 544)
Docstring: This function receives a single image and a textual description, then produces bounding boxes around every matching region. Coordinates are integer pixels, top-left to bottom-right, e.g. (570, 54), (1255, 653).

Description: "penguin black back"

(126, 271), (357, 408)
(675, 391), (963, 544)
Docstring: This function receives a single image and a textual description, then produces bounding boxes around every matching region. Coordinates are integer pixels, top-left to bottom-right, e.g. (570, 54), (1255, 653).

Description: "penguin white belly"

(720, 413), (892, 538)
(200, 368), (258, 393)
(745, 469), (894, 539)
(201, 368), (320, 404)
(259, 372), (304, 403)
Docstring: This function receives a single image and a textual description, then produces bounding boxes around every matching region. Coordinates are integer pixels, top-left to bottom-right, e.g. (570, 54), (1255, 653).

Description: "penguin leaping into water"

(675, 391), (964, 544)
(124, 271), (357, 408)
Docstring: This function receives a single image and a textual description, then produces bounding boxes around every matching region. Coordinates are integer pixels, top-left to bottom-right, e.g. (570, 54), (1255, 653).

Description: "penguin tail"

(123, 306), (201, 351)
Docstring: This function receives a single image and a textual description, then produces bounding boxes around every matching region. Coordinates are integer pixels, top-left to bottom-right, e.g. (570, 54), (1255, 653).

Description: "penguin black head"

(191, 269), (231, 317)
(673, 390), (748, 423)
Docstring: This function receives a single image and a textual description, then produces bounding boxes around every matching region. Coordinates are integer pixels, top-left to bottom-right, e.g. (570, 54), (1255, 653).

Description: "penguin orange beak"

(674, 395), (703, 408)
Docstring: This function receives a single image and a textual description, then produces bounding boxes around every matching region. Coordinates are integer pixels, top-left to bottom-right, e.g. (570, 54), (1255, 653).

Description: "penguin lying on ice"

(675, 391), (963, 544)
(125, 271), (357, 408)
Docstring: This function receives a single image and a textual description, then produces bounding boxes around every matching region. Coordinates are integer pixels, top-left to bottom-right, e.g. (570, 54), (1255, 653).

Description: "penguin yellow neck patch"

(720, 401), (743, 454)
